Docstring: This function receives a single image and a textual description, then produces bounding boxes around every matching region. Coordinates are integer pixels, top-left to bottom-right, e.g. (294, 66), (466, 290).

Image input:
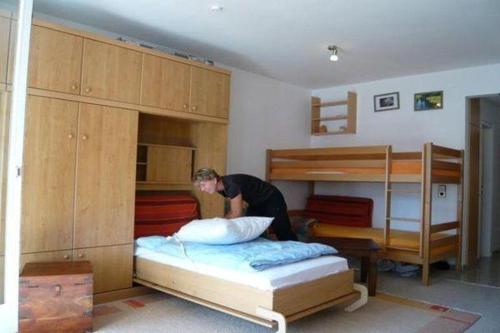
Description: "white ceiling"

(32, 0), (500, 89)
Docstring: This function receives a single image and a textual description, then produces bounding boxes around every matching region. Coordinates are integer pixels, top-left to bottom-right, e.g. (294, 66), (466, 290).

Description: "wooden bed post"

(383, 145), (392, 248)
(422, 143), (433, 285)
(456, 150), (464, 272)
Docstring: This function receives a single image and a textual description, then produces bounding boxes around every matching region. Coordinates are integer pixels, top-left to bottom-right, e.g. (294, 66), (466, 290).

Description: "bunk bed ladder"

(384, 145), (425, 256)
(383, 146), (392, 249)
(421, 143), (433, 285)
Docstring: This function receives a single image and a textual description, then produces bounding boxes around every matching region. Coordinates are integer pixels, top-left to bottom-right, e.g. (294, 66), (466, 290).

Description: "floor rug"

(93, 291), (480, 333)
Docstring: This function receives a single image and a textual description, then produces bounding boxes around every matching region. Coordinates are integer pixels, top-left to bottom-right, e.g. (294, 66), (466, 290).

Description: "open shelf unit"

(311, 91), (357, 135)
(136, 142), (196, 190)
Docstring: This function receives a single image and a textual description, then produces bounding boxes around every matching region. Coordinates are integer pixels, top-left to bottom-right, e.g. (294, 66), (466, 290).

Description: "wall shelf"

(311, 91), (357, 136)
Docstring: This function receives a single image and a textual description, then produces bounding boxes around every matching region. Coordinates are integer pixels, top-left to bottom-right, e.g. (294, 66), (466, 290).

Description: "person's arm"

(225, 193), (243, 218)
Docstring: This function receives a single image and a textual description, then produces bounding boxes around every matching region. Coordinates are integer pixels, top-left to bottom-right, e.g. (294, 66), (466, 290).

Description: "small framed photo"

(374, 92), (400, 112)
(414, 91), (443, 111)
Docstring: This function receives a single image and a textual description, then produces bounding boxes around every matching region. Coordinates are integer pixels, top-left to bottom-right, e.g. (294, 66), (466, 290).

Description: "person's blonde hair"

(192, 168), (220, 183)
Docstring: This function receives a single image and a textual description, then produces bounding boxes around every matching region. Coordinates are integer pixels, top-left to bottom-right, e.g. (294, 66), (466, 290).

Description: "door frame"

(466, 97), (481, 267)
(0, 1), (33, 332)
(479, 121), (493, 257)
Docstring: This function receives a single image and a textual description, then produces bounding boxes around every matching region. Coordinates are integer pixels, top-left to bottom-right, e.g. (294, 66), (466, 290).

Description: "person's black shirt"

(218, 174), (277, 206)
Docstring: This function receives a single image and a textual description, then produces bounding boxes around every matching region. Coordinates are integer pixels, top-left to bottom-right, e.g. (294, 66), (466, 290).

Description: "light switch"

(438, 185), (446, 198)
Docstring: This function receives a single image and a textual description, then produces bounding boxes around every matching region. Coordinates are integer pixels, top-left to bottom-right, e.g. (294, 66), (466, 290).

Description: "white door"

(0, 1), (32, 332)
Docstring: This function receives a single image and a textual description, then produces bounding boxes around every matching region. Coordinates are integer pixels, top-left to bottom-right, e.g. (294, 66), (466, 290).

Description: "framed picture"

(374, 92), (400, 112)
(414, 91), (443, 111)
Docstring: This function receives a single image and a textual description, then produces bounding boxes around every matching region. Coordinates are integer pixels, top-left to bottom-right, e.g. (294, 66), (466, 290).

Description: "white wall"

(311, 64), (500, 261)
(480, 99), (500, 254)
(226, 67), (311, 209)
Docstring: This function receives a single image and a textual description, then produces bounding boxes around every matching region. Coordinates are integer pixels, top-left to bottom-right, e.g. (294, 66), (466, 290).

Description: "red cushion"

(304, 195), (373, 228)
(135, 194), (199, 238)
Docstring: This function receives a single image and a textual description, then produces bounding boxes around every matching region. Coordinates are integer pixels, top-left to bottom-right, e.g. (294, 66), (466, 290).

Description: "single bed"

(133, 193), (367, 333)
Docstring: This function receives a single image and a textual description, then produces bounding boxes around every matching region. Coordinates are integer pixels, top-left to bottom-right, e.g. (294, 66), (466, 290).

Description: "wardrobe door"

(74, 104), (138, 248)
(21, 96), (79, 253)
(0, 14), (10, 85)
(190, 67), (230, 118)
(73, 244), (133, 293)
(28, 25), (83, 94)
(81, 39), (142, 104)
(141, 54), (190, 112)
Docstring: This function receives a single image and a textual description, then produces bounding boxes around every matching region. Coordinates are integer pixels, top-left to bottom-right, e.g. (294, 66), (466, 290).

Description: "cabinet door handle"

(191, 105), (197, 111)
(68, 134), (74, 139)
(85, 87), (92, 93)
(78, 253), (85, 259)
(63, 254), (70, 260)
(183, 104), (188, 109)
(71, 83), (78, 91)
(81, 135), (88, 140)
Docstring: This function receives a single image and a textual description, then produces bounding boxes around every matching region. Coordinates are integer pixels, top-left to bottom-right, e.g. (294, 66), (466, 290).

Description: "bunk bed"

(266, 143), (464, 285)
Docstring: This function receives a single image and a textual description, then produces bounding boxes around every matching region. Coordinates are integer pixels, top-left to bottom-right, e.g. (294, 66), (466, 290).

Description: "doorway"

(466, 95), (500, 267)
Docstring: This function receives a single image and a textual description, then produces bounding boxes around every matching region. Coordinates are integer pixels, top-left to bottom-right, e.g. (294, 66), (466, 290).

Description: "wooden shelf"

(312, 115), (348, 121)
(312, 130), (347, 136)
(311, 92), (356, 136)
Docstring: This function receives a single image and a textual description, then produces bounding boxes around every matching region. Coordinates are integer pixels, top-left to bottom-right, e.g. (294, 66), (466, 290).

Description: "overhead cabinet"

(28, 25), (83, 94)
(141, 54), (191, 112)
(141, 55), (230, 119)
(81, 39), (142, 104)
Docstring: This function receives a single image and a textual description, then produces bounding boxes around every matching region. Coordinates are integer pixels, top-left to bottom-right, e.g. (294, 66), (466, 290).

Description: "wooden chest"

(19, 261), (93, 333)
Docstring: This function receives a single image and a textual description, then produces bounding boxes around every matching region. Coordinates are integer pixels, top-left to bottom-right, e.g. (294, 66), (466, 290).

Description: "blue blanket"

(136, 236), (337, 272)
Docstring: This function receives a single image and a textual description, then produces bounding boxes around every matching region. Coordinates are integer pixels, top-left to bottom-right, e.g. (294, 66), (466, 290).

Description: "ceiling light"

(210, 4), (224, 12)
(328, 45), (339, 62)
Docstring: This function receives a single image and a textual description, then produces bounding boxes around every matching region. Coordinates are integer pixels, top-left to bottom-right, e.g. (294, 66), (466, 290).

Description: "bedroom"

(1, 0), (500, 332)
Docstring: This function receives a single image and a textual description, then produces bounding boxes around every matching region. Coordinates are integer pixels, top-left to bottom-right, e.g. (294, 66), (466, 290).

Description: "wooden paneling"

(22, 96), (78, 253)
(146, 146), (193, 183)
(192, 122), (227, 218)
(0, 255), (3, 304)
(28, 25), (83, 94)
(81, 39), (142, 104)
(141, 54), (190, 112)
(74, 104), (138, 248)
(74, 244), (133, 293)
(0, 15), (10, 85)
(190, 67), (230, 118)
(20, 250), (73, 272)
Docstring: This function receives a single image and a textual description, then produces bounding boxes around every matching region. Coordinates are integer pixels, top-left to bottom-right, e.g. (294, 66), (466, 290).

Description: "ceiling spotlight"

(328, 45), (339, 62)
(210, 4), (224, 12)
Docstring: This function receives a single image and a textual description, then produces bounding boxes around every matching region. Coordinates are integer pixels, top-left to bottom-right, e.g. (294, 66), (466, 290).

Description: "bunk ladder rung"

(385, 245), (419, 252)
(386, 217), (421, 223)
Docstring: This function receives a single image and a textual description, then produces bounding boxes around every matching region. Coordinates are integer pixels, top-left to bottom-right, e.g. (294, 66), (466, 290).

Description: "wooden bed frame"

(266, 143), (464, 285)
(134, 257), (367, 333)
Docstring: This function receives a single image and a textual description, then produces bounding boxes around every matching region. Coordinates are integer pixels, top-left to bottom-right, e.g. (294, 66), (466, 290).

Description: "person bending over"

(193, 168), (298, 241)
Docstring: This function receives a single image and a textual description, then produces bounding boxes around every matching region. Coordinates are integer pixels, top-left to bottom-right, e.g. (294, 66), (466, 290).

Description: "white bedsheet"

(135, 246), (349, 291)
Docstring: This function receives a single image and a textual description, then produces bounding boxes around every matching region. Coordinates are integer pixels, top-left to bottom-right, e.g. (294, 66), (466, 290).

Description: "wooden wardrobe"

(19, 19), (230, 297)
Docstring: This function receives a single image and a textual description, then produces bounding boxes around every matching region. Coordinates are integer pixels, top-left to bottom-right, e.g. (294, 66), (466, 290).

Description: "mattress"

(135, 246), (349, 291)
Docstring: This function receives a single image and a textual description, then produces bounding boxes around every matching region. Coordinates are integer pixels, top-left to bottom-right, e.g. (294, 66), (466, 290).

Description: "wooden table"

(308, 236), (380, 296)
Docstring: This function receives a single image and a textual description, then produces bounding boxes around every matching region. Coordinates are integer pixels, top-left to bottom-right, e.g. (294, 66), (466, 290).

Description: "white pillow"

(176, 216), (274, 245)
